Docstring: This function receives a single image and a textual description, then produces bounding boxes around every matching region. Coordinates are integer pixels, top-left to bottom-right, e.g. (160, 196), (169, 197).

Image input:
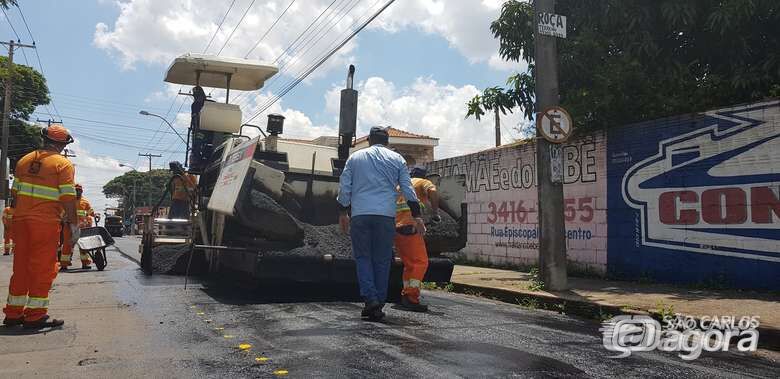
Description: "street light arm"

(139, 111), (188, 145)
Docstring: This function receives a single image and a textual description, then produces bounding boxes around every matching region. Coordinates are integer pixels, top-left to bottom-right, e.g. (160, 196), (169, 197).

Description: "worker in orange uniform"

(169, 161), (197, 219)
(60, 184), (95, 270)
(3, 124), (77, 329)
(394, 166), (441, 312)
(2, 200), (14, 255)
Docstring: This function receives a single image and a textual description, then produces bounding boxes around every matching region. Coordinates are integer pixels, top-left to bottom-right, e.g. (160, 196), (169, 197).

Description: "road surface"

(1, 236), (777, 378)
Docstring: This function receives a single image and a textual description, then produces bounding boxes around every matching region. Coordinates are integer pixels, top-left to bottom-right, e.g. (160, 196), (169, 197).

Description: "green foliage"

(0, 56), (50, 167)
(0, 1), (18, 10)
(102, 169), (175, 210)
(528, 267), (545, 291)
(471, 0), (780, 131)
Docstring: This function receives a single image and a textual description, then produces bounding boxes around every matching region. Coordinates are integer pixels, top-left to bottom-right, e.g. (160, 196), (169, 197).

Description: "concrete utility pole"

(494, 110), (501, 147)
(1, 40), (36, 202)
(534, 0), (567, 290)
(138, 153), (162, 206)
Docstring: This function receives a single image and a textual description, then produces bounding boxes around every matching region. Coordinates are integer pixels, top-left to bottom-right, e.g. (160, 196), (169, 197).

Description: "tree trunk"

(494, 109), (501, 147)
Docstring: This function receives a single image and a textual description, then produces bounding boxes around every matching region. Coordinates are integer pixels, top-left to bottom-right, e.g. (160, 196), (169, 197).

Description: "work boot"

(399, 296), (429, 313)
(23, 315), (64, 330)
(2, 317), (23, 326)
(81, 265), (92, 270)
(59, 266), (69, 272)
(361, 301), (384, 321)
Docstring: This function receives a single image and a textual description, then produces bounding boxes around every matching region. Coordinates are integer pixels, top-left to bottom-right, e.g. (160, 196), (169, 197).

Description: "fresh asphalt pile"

(151, 244), (191, 274)
(150, 187), (464, 274)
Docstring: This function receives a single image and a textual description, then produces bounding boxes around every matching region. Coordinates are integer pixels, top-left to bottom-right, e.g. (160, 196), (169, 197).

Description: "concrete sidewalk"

(450, 265), (780, 349)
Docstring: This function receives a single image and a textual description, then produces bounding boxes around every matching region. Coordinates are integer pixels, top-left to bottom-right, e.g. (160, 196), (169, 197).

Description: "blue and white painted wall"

(429, 100), (780, 290)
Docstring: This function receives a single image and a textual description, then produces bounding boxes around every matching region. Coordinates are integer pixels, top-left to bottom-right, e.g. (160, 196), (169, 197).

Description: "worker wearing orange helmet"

(3, 124), (77, 329)
(60, 184), (95, 270)
(394, 166), (440, 312)
(2, 199), (14, 255)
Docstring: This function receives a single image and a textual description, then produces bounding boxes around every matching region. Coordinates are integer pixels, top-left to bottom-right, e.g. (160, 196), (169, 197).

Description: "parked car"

(104, 215), (124, 237)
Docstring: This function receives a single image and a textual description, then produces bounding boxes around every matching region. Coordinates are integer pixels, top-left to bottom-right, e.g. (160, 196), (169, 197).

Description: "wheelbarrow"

(76, 226), (115, 271)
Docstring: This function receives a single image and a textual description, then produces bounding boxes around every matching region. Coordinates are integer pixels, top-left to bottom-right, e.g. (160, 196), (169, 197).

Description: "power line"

(258, 0), (359, 97)
(216, 0), (257, 56)
(246, 0), (394, 123)
(244, 0), (297, 58)
(231, 0), (340, 106)
(203, 0), (238, 54)
(15, 3), (62, 120)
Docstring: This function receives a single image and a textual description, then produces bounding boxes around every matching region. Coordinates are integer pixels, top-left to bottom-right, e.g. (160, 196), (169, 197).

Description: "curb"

(450, 282), (780, 352)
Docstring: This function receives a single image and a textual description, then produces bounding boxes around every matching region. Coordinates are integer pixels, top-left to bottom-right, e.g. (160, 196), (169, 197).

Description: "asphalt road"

(8, 234), (766, 378)
(96, 236), (780, 378)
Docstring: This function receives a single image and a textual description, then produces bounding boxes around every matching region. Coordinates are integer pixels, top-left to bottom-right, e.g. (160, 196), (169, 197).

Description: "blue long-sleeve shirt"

(337, 145), (419, 218)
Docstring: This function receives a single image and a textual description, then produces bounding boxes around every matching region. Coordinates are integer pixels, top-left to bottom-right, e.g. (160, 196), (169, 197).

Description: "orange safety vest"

(395, 178), (436, 226)
(171, 174), (197, 201)
(77, 197), (95, 228)
(12, 150), (76, 224)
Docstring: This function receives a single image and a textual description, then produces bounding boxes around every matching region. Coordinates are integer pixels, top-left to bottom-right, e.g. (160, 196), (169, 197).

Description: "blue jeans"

(350, 215), (396, 304)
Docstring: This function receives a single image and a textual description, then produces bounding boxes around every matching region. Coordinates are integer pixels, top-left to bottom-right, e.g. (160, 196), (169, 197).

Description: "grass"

(527, 267), (545, 291)
(422, 282), (454, 292)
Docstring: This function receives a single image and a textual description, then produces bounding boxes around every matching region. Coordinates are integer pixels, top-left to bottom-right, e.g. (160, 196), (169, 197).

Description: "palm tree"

(466, 73), (534, 147)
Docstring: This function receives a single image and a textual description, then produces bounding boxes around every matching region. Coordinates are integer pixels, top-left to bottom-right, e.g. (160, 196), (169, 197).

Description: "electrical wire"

(216, 0), (257, 56)
(244, 0), (297, 58)
(203, 0), (238, 54)
(15, 3), (62, 120)
(245, 0), (395, 123)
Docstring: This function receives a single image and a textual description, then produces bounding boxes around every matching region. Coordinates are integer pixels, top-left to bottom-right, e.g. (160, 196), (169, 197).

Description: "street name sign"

(538, 12), (566, 38)
(537, 106), (573, 143)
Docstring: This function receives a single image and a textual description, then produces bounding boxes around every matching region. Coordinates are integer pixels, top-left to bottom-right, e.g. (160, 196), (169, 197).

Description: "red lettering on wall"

(701, 188), (747, 224)
(659, 191), (698, 225)
(750, 186), (780, 223)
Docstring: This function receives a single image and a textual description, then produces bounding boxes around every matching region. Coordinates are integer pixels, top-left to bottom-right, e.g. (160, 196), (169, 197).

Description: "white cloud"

(239, 92), (338, 140)
(67, 142), (127, 215)
(94, 0), (517, 72)
(325, 76), (526, 159)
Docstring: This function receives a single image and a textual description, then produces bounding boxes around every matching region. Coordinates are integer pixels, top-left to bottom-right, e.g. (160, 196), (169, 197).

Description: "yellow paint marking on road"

(255, 357), (270, 363)
(223, 334), (235, 339)
(204, 319), (212, 323)
(273, 369), (289, 376)
(196, 312), (205, 315)
(214, 327), (224, 331)
(238, 343), (252, 350)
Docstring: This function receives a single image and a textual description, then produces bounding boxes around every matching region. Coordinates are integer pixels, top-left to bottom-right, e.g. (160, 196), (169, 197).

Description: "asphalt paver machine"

(140, 54), (466, 297)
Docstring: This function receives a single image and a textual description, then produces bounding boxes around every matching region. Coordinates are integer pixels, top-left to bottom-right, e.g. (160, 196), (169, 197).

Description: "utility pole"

(138, 153), (161, 207)
(535, 0), (567, 290)
(494, 110), (501, 147)
(1, 40), (36, 202)
(138, 152), (162, 172)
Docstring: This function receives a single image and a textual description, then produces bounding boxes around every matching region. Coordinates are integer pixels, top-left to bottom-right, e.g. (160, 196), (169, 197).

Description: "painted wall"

(428, 100), (780, 289)
(428, 131), (608, 274)
(608, 100), (780, 289)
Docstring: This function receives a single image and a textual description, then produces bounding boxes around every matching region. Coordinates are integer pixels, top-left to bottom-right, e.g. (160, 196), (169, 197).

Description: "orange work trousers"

(394, 231), (429, 303)
(59, 225), (90, 267)
(3, 224), (12, 254)
(3, 220), (60, 322)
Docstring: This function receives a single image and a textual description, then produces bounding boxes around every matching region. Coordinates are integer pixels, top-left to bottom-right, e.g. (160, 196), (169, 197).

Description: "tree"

(0, 56), (51, 168)
(103, 170), (175, 213)
(466, 73), (535, 145)
(0, 1), (18, 9)
(469, 0), (780, 132)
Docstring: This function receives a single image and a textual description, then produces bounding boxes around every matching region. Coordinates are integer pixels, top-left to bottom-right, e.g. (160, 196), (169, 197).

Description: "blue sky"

(2, 0), (527, 209)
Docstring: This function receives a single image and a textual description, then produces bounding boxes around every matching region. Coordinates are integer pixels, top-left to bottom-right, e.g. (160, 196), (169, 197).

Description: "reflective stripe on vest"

(26, 296), (49, 309)
(408, 279), (422, 289)
(59, 184), (77, 197)
(13, 181), (60, 201)
(396, 202), (425, 214)
(6, 294), (27, 306)
(77, 210), (88, 216)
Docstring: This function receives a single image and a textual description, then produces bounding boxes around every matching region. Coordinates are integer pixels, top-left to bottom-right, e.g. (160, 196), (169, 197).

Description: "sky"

(2, 0), (529, 212)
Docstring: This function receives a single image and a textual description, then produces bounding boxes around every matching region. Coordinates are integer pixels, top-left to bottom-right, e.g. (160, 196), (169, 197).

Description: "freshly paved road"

(3, 236), (777, 377)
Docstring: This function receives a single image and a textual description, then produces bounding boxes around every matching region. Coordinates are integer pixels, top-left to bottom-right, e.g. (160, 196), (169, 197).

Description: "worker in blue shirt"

(337, 126), (425, 321)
